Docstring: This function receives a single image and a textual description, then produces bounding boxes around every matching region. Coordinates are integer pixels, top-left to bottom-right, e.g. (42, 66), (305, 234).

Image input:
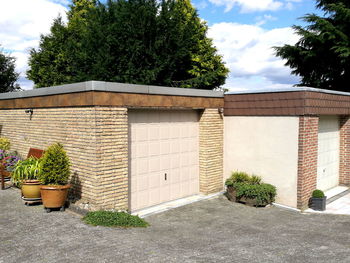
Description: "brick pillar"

(199, 108), (223, 194)
(340, 116), (350, 186)
(94, 107), (129, 210)
(297, 116), (318, 209)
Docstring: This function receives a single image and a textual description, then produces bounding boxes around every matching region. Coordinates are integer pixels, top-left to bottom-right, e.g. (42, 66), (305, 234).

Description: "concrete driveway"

(1, 188), (350, 263)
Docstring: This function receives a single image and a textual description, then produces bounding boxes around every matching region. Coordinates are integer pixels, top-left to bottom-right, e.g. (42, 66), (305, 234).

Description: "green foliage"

(83, 210), (149, 228)
(11, 157), (43, 186)
(0, 46), (21, 92)
(225, 171), (250, 186)
(274, 0), (350, 91)
(38, 143), (70, 185)
(312, 189), (325, 198)
(226, 171), (276, 206)
(0, 137), (10, 151)
(250, 175), (262, 185)
(27, 0), (228, 90)
(233, 182), (277, 206)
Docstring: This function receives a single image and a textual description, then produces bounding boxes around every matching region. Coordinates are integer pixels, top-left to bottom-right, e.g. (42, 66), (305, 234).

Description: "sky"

(0, 0), (321, 91)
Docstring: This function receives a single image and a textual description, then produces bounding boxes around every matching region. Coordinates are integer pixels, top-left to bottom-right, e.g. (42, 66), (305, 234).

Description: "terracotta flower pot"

(40, 184), (71, 212)
(22, 180), (41, 199)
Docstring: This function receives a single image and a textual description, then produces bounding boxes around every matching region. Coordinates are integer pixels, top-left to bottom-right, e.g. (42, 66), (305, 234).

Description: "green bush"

(83, 211), (149, 228)
(249, 175), (262, 185)
(0, 137), (10, 151)
(11, 157), (43, 186)
(38, 143), (70, 185)
(226, 171), (277, 206)
(225, 171), (250, 186)
(312, 189), (325, 198)
(234, 182), (276, 206)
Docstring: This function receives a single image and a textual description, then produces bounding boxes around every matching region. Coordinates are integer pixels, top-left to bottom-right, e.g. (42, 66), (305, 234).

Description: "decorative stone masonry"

(199, 108), (224, 194)
(340, 116), (350, 186)
(297, 116), (319, 209)
(93, 107), (129, 210)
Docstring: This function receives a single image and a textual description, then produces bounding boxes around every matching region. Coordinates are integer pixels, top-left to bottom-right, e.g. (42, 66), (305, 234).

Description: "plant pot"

(310, 196), (327, 211)
(226, 186), (237, 202)
(22, 180), (41, 199)
(40, 184), (71, 211)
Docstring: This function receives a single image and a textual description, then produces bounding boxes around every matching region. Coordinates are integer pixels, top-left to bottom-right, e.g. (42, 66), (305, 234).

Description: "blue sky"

(0, 0), (320, 90)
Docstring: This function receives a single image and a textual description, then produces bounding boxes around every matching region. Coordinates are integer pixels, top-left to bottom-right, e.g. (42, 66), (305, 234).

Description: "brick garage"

(0, 81), (224, 211)
(224, 87), (350, 209)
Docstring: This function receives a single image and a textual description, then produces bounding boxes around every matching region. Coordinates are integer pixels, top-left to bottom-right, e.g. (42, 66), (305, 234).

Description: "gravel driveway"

(1, 188), (349, 263)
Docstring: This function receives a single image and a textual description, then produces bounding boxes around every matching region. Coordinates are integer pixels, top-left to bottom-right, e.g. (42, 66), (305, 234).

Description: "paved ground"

(1, 189), (350, 263)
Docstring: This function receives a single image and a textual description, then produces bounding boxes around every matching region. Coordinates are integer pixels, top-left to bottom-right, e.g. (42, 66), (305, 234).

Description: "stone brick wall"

(0, 107), (129, 210)
(297, 116), (319, 209)
(94, 107), (128, 210)
(340, 116), (350, 186)
(199, 108), (224, 194)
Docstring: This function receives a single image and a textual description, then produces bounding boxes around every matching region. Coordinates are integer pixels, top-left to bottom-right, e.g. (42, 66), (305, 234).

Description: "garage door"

(317, 116), (340, 191)
(129, 110), (199, 211)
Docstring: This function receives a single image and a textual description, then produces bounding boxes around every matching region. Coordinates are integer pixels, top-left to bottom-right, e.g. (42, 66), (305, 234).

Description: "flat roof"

(0, 81), (224, 100)
(225, 87), (350, 96)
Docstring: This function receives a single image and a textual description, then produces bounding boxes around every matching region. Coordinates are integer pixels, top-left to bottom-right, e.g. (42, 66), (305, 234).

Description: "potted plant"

(225, 171), (276, 207)
(1, 152), (21, 178)
(38, 143), (71, 213)
(310, 189), (326, 211)
(11, 157), (43, 200)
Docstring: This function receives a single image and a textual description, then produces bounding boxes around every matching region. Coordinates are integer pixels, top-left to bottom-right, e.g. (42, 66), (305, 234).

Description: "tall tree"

(27, 0), (228, 90)
(0, 46), (21, 92)
(275, 0), (350, 91)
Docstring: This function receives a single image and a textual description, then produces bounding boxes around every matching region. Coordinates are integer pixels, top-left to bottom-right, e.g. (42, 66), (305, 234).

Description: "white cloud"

(208, 22), (300, 91)
(255, 14), (277, 26)
(208, 0), (283, 13)
(208, 0), (303, 13)
(0, 0), (67, 90)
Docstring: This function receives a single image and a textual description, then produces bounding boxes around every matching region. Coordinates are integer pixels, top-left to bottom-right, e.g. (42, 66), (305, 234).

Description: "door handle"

(165, 173), (167, 181)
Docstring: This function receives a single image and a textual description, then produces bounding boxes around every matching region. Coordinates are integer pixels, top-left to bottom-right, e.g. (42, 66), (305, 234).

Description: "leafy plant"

(0, 137), (10, 151)
(38, 143), (70, 185)
(11, 157), (43, 186)
(225, 171), (251, 186)
(234, 182), (277, 206)
(83, 211), (149, 228)
(2, 152), (21, 172)
(312, 189), (325, 198)
(250, 175), (262, 185)
(0, 149), (7, 160)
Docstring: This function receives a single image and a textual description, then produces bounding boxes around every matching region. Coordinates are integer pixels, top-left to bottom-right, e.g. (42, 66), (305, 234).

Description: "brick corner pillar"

(297, 116), (319, 210)
(94, 107), (129, 210)
(340, 116), (350, 186)
(199, 108), (224, 194)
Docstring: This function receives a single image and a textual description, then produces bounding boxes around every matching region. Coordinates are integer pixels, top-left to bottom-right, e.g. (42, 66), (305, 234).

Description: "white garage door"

(129, 110), (199, 211)
(317, 116), (340, 191)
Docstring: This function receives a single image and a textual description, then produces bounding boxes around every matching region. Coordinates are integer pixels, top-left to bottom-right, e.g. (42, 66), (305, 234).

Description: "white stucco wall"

(224, 116), (299, 208)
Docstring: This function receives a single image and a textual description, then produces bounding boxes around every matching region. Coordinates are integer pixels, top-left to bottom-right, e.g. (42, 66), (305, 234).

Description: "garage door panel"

(317, 116), (340, 191)
(149, 157), (160, 172)
(160, 141), (170, 154)
(129, 110), (199, 211)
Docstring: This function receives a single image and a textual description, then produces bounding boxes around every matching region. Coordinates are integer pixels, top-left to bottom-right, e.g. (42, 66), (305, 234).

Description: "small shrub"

(38, 143), (70, 185)
(225, 171), (250, 186)
(83, 211), (149, 228)
(312, 189), (325, 198)
(250, 175), (262, 185)
(0, 137), (10, 151)
(234, 182), (276, 206)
